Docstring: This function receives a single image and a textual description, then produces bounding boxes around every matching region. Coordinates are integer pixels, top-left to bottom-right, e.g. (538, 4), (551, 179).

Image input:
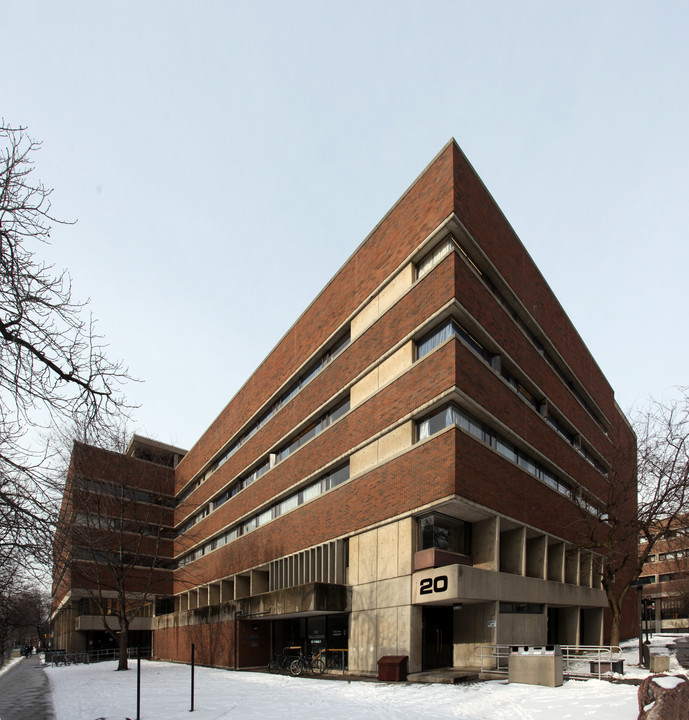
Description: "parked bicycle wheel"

(268, 656), (281, 673)
(310, 656), (325, 675)
(290, 658), (304, 676)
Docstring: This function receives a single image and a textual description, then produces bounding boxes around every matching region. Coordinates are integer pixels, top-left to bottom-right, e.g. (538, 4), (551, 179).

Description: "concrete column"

(560, 606), (580, 646)
(655, 599), (663, 634)
(334, 539), (346, 584)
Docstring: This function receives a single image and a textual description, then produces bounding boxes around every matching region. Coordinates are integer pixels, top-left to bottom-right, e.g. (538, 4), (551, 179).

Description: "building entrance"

(547, 607), (560, 645)
(422, 606), (453, 670)
(271, 614), (349, 666)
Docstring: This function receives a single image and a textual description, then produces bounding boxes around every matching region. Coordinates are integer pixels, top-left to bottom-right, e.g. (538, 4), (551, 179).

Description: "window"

(517, 451), (539, 476)
(637, 575), (656, 585)
(274, 494), (299, 517)
(499, 603), (544, 614)
(326, 464), (349, 489)
(177, 463), (350, 568)
(417, 238), (454, 279)
(179, 331), (351, 501)
(300, 482), (322, 504)
(416, 403), (593, 514)
(418, 513), (471, 555)
(275, 397), (350, 462)
(418, 406), (453, 440)
(417, 319), (486, 362)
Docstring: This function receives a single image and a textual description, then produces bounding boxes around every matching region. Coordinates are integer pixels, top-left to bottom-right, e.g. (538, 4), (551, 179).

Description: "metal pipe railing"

(474, 644), (622, 678)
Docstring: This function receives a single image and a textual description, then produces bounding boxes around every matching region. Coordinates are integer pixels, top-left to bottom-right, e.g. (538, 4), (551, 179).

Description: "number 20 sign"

(419, 575), (448, 595)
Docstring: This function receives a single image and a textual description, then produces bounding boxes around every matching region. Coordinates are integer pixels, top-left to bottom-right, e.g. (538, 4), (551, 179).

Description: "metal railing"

(49, 647), (152, 666)
(323, 648), (348, 674)
(560, 645), (623, 678)
(475, 644), (622, 679)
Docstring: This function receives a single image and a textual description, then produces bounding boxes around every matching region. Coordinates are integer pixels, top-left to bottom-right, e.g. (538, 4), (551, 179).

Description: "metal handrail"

(474, 644), (622, 679)
(49, 647), (152, 666)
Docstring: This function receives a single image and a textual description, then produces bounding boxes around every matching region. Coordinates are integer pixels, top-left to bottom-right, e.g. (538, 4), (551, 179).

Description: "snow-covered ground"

(41, 636), (687, 720)
(45, 661), (637, 720)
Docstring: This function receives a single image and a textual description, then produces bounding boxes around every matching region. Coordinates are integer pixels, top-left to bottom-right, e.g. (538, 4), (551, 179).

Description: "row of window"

(499, 603), (544, 614)
(417, 403), (600, 516)
(176, 233), (608, 561)
(72, 513), (175, 539)
(660, 598), (689, 620)
(418, 234), (608, 432)
(177, 397), (350, 536)
(72, 547), (173, 569)
(640, 527), (689, 545)
(178, 332), (350, 505)
(79, 477), (175, 507)
(178, 464), (350, 567)
(639, 571), (689, 584)
(650, 549), (689, 562)
(417, 319), (607, 477)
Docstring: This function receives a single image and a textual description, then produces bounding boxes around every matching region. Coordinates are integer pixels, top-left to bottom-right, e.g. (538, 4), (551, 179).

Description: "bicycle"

(268, 646), (300, 673)
(289, 649), (325, 676)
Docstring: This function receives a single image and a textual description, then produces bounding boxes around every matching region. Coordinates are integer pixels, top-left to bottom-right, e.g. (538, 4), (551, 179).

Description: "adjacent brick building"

(638, 516), (689, 633)
(53, 140), (637, 673)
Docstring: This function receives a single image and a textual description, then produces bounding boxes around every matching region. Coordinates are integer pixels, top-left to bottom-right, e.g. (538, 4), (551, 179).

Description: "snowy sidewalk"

(0, 655), (55, 720)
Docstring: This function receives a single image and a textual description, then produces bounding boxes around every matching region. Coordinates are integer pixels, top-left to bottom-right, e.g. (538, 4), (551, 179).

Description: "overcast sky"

(3, 1), (688, 452)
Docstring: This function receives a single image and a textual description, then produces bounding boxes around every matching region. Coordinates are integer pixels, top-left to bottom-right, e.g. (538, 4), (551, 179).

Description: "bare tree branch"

(0, 120), (134, 576)
(575, 389), (689, 645)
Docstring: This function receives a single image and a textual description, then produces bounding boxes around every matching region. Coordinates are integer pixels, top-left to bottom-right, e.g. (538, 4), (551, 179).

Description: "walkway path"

(673, 636), (689, 669)
(0, 656), (55, 720)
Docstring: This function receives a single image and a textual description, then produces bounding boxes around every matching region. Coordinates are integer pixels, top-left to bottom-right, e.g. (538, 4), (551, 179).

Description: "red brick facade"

(53, 140), (637, 671)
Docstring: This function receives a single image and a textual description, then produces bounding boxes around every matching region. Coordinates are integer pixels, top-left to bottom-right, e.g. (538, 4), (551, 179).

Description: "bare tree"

(0, 564), (49, 663)
(0, 120), (131, 576)
(0, 557), (20, 663)
(577, 390), (689, 646)
(53, 439), (175, 670)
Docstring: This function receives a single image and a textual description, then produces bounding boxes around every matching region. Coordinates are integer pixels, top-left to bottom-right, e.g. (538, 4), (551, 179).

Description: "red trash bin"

(377, 655), (408, 681)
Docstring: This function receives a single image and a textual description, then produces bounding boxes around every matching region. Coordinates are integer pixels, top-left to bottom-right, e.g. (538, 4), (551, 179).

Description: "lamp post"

(629, 579), (646, 666)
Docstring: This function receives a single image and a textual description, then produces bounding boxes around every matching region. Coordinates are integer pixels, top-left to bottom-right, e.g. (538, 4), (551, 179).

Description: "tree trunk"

(117, 624), (128, 671)
(608, 606), (622, 648)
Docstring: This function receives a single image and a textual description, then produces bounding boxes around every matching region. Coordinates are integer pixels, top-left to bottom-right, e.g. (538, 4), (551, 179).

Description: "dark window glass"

(418, 513), (471, 555)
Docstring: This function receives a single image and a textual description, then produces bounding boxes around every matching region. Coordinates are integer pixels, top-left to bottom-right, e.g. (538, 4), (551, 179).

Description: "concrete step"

(407, 668), (480, 684)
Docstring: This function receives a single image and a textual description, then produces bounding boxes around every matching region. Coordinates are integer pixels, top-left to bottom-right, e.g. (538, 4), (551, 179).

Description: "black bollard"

(190, 643), (195, 712)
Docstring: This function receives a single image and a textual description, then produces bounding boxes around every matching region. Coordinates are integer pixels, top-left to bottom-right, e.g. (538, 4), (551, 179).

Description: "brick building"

(638, 517), (689, 633)
(53, 140), (637, 673)
(52, 437), (183, 654)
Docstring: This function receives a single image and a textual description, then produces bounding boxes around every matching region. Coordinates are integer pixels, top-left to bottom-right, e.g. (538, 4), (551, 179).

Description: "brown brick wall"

(450, 144), (615, 419)
(176, 142), (458, 488)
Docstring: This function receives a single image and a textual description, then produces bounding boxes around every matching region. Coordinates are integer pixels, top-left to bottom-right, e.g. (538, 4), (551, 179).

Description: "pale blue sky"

(3, 1), (688, 450)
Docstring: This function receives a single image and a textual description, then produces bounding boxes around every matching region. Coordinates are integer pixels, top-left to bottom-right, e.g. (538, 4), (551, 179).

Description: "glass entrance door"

(422, 606), (453, 670)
